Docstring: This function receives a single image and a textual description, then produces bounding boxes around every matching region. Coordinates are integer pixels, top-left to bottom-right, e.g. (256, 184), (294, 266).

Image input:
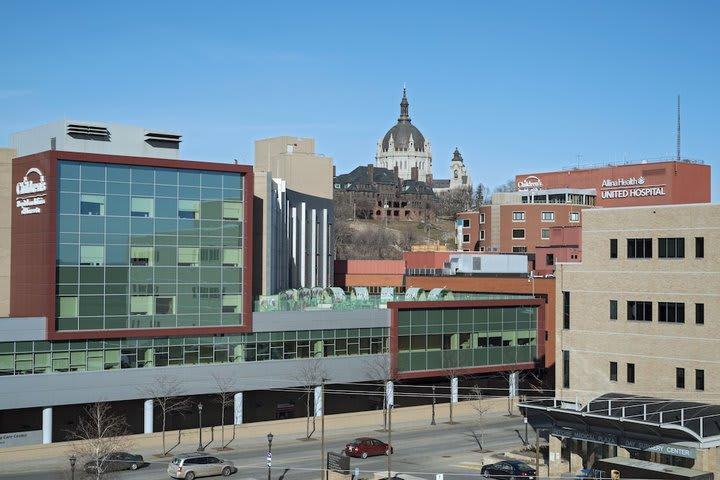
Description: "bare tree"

(295, 358), (327, 440)
(367, 355), (393, 430)
(139, 375), (192, 455)
(443, 350), (461, 424)
(466, 386), (489, 453)
(211, 373), (237, 450)
(492, 178), (516, 194)
(436, 187), (472, 218)
(68, 402), (130, 480)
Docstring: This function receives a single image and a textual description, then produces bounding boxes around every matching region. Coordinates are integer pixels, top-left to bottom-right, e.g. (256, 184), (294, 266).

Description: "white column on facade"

(450, 377), (459, 404)
(385, 381), (394, 407)
(314, 384), (323, 417)
(300, 203), (307, 288)
(322, 208), (328, 287)
(143, 399), (154, 434)
(234, 392), (244, 425)
(291, 206), (297, 286)
(310, 208), (317, 287)
(42, 407), (52, 444)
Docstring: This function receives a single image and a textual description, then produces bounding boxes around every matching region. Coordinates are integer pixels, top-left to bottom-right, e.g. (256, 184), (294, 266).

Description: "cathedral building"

(374, 88), (472, 193)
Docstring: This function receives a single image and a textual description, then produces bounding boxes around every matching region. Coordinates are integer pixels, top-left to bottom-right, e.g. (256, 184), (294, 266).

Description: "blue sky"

(1, 1), (718, 197)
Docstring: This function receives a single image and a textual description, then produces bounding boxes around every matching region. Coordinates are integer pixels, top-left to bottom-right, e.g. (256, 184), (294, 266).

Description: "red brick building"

(516, 159), (710, 207)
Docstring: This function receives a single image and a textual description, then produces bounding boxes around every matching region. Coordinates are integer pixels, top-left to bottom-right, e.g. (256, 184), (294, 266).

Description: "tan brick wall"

(556, 204), (720, 404)
(0, 149), (14, 316)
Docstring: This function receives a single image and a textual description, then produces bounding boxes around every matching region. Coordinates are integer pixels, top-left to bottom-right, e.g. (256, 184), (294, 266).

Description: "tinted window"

(610, 239), (618, 259)
(610, 361), (618, 381)
(610, 300), (618, 320)
(627, 238), (652, 258)
(627, 301), (652, 321)
(627, 363), (635, 383)
(696, 304), (705, 325)
(659, 302), (685, 323)
(696, 237), (704, 258)
(659, 238), (685, 258)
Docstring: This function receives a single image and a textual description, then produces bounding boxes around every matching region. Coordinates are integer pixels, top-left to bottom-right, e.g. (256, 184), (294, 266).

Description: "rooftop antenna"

(676, 95), (681, 161)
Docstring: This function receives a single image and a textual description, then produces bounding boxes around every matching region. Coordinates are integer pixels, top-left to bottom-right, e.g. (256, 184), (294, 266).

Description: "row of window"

(62, 194), (243, 221)
(60, 245), (243, 267)
(57, 293), (243, 318)
(0, 329), (388, 375)
(562, 294), (706, 328)
(511, 211), (580, 223)
(608, 362), (705, 391)
(397, 331), (537, 351)
(508, 228), (554, 240)
(610, 237), (704, 259)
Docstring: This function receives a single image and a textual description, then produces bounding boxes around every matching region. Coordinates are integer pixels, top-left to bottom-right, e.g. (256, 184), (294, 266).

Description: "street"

(0, 413), (529, 480)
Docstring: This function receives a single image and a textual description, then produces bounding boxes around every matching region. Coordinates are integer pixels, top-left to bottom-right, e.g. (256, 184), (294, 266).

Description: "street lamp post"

(69, 454), (77, 480)
(197, 402), (204, 452)
(267, 432), (273, 480)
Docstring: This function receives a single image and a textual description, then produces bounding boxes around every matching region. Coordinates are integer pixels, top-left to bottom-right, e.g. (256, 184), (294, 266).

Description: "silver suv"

(167, 453), (236, 479)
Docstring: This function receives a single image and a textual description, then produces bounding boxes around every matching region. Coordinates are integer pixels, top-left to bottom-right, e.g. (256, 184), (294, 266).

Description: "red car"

(344, 438), (393, 459)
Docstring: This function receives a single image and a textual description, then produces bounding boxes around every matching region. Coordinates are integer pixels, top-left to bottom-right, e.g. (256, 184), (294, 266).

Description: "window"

(80, 245), (104, 266)
(58, 297), (78, 317)
(222, 248), (242, 267)
(462, 234), (470, 242)
(696, 237), (704, 258)
(178, 200), (200, 219)
(627, 238), (652, 259)
(569, 211), (580, 222)
(155, 296), (175, 314)
(512, 246), (527, 253)
(131, 197), (154, 217)
(696, 369), (705, 391)
(610, 239), (618, 259)
(480, 230), (485, 240)
(659, 302), (685, 323)
(512, 229), (525, 239)
(546, 254), (554, 266)
(658, 238), (685, 258)
(512, 211), (525, 221)
(222, 294), (242, 313)
(562, 291), (570, 329)
(178, 247), (199, 267)
(627, 301), (652, 321)
(479, 213), (485, 223)
(562, 350), (570, 388)
(541, 228), (550, 240)
(462, 219), (470, 228)
(130, 296), (153, 315)
(610, 362), (618, 382)
(130, 246), (153, 266)
(222, 202), (242, 221)
(627, 363), (635, 383)
(541, 211), (555, 222)
(676, 367), (685, 388)
(696, 303), (705, 325)
(610, 300), (618, 320)
(80, 195), (105, 215)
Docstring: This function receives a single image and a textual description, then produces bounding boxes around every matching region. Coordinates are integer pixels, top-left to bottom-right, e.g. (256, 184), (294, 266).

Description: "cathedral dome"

(380, 89), (426, 152)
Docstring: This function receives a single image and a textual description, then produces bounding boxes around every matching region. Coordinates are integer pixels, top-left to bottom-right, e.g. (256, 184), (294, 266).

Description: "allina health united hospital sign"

(600, 176), (666, 199)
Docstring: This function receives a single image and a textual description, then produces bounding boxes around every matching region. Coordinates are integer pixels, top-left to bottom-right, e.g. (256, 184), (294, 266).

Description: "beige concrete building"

(253, 137), (334, 296)
(556, 203), (719, 403)
(0, 149), (14, 317)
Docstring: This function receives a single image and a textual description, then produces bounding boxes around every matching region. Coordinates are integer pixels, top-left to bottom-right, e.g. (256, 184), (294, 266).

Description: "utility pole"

(535, 429), (540, 476)
(387, 402), (393, 480)
(431, 385), (436, 426)
(320, 378), (326, 480)
(676, 94), (681, 162)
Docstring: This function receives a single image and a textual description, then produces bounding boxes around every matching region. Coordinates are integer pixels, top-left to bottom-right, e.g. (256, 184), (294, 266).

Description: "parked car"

(83, 452), (149, 473)
(344, 437), (393, 459)
(481, 460), (536, 480)
(168, 453), (237, 479)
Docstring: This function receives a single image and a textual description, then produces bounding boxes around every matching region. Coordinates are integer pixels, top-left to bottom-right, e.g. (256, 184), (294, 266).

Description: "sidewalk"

(0, 397), (519, 464)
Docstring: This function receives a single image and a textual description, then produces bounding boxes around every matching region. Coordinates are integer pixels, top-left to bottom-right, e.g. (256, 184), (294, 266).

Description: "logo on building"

(16, 168), (47, 215)
(600, 176), (665, 199)
(517, 176), (543, 191)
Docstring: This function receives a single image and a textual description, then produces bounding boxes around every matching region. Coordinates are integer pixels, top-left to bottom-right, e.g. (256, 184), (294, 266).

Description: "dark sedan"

(84, 452), (149, 473)
(344, 437), (393, 459)
(481, 460), (536, 480)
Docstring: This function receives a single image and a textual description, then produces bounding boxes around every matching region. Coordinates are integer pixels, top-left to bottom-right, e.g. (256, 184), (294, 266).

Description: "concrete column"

(143, 399), (154, 434)
(314, 385), (323, 417)
(450, 376), (459, 404)
(42, 407), (52, 444)
(548, 435), (564, 476)
(234, 392), (244, 425)
(616, 446), (630, 458)
(385, 381), (394, 407)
